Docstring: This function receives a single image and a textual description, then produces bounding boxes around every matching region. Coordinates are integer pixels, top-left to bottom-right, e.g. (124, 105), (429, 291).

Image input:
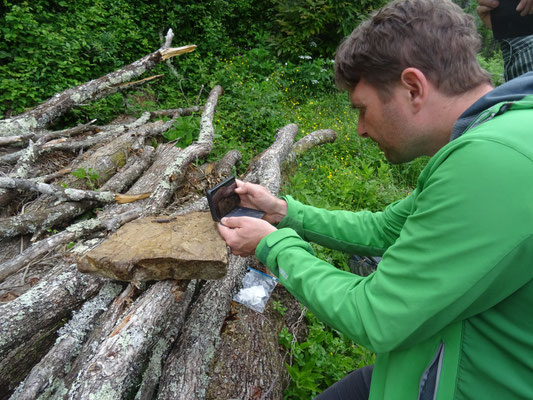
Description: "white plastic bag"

(233, 267), (279, 313)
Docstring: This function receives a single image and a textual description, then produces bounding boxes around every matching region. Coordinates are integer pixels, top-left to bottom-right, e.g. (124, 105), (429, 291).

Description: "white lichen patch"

(57, 282), (122, 344)
(66, 218), (101, 234)
(70, 92), (83, 103)
(70, 238), (102, 255)
(87, 382), (120, 400)
(0, 116), (38, 137)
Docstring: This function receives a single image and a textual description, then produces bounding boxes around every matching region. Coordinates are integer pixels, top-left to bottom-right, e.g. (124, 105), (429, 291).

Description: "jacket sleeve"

(257, 139), (533, 353)
(276, 194), (416, 256)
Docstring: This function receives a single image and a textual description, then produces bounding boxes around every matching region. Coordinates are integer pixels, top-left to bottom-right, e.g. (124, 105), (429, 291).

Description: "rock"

(78, 212), (227, 282)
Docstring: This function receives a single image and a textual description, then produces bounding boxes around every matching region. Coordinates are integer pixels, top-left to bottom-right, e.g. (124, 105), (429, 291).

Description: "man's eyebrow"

(350, 103), (365, 109)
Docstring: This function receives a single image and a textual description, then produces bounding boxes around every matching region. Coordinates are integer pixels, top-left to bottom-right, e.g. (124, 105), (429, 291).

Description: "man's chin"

(383, 149), (418, 164)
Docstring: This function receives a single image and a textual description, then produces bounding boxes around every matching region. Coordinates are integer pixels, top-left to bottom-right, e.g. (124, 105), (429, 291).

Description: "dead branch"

(0, 119), (99, 149)
(0, 132), (157, 240)
(244, 123), (299, 194)
(156, 255), (250, 399)
(0, 178), (115, 203)
(0, 112), (149, 167)
(149, 105), (203, 118)
(156, 123), (299, 399)
(60, 284), (139, 392)
(205, 149), (242, 177)
(0, 263), (105, 371)
(284, 128), (337, 166)
(142, 85), (223, 215)
(99, 146), (155, 193)
(33, 168), (72, 183)
(0, 208), (141, 283)
(0, 30), (194, 139)
(0, 177), (151, 206)
(0, 113), (151, 209)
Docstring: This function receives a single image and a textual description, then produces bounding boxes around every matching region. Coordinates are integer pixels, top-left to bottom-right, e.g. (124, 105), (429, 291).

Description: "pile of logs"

(0, 30), (337, 399)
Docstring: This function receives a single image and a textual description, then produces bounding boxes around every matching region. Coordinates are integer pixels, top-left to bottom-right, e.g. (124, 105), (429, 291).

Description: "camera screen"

(212, 179), (240, 219)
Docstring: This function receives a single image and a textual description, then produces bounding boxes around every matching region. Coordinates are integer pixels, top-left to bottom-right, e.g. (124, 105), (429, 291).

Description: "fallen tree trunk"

(156, 123), (298, 399)
(63, 280), (196, 400)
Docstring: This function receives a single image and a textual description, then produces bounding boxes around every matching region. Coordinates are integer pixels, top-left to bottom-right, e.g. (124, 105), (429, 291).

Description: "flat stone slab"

(78, 212), (227, 282)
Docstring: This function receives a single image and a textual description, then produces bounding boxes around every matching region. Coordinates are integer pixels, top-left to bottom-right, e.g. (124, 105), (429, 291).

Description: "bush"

(269, 0), (387, 60)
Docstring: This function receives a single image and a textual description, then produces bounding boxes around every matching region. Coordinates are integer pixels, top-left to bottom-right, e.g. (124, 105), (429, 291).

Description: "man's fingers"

(476, 5), (493, 28)
(217, 222), (233, 238)
(477, 0), (499, 8)
(517, 0), (533, 15)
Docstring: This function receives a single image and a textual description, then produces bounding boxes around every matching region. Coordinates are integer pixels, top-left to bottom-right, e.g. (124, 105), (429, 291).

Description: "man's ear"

(400, 67), (428, 112)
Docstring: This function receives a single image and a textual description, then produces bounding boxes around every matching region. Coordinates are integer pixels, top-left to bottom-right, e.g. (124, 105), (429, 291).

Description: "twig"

(195, 85), (205, 106)
(0, 177), (127, 204)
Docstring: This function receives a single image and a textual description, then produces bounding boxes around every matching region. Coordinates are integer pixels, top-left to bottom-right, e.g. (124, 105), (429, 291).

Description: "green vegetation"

(0, 0), (504, 398)
(71, 167), (101, 190)
(280, 312), (376, 397)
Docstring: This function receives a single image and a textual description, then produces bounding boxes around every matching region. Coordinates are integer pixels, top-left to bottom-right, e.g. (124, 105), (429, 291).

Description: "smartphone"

(206, 176), (265, 222)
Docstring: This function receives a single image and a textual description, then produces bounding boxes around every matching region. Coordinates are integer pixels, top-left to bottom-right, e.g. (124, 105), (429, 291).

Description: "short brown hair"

(334, 0), (492, 96)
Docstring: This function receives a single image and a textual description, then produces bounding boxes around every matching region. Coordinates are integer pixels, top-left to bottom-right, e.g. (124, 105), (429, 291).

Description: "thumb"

(220, 217), (241, 228)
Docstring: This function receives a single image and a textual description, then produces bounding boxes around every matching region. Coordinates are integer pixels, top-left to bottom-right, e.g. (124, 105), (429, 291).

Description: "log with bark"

(0, 32), (339, 400)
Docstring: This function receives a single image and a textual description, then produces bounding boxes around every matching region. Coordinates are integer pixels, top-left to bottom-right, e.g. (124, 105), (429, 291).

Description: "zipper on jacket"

(418, 342), (445, 400)
(465, 102), (515, 133)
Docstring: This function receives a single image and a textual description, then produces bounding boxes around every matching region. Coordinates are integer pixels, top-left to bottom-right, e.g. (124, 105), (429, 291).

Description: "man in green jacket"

(218, 0), (533, 398)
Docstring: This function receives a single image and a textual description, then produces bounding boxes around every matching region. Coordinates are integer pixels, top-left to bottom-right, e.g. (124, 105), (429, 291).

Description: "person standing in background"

(477, 0), (533, 80)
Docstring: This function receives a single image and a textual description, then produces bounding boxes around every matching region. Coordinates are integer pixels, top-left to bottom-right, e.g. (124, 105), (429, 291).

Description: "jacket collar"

(450, 71), (533, 140)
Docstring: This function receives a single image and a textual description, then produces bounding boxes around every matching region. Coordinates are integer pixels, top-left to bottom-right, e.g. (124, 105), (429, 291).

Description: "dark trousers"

(314, 365), (374, 400)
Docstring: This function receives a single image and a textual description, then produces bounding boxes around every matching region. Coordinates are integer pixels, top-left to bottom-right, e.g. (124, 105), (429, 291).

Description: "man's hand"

(477, 0), (499, 28)
(234, 179), (288, 224)
(217, 216), (277, 257)
(477, 0), (533, 29)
